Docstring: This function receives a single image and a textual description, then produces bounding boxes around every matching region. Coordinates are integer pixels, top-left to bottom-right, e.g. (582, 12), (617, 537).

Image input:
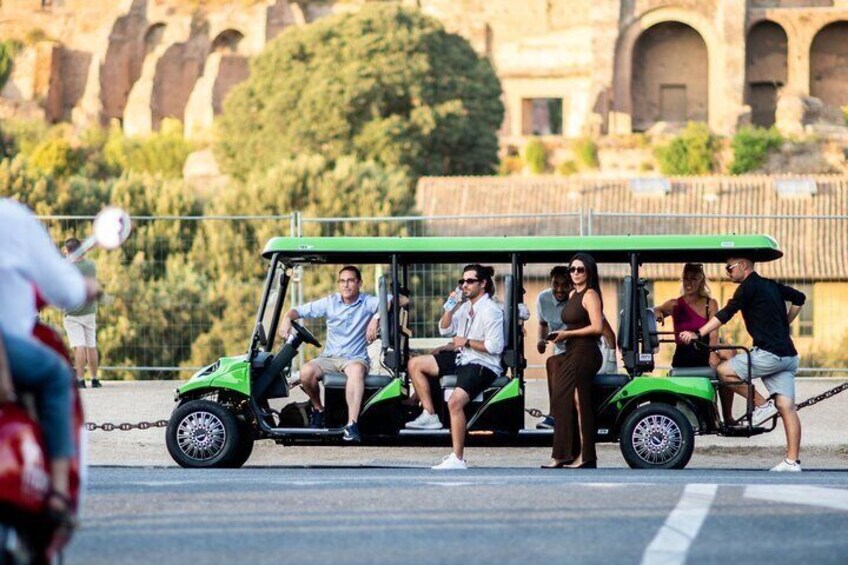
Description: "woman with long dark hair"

(542, 252), (604, 469)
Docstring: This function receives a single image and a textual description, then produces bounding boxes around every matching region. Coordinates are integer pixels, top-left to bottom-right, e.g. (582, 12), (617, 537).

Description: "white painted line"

(745, 485), (848, 511)
(641, 483), (718, 565)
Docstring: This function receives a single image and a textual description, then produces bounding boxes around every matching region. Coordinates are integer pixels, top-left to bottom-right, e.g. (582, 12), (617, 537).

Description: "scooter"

(0, 207), (131, 565)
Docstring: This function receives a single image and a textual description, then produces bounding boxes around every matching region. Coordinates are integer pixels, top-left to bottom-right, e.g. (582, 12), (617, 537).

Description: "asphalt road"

(67, 467), (848, 565)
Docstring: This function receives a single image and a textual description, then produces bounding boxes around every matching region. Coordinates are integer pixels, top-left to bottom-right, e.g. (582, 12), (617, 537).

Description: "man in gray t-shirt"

(63, 237), (101, 388)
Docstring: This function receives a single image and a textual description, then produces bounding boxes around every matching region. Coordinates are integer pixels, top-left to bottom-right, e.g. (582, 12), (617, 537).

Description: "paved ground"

(67, 467), (848, 565)
(81, 379), (848, 468)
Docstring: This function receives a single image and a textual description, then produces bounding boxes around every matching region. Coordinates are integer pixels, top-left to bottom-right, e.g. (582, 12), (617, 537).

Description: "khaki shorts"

(63, 314), (97, 348)
(306, 357), (369, 375)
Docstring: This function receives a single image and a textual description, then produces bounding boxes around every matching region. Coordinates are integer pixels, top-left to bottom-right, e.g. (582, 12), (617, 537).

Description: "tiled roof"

(415, 175), (848, 280)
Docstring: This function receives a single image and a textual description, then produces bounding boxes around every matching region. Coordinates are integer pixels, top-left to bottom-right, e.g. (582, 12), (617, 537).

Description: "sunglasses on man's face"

(725, 262), (741, 274)
(569, 266), (586, 274)
(458, 278), (481, 286)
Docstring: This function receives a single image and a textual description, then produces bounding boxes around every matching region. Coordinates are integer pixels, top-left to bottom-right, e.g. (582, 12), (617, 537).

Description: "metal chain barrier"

(796, 381), (848, 410)
(524, 407), (546, 419)
(85, 420), (169, 431)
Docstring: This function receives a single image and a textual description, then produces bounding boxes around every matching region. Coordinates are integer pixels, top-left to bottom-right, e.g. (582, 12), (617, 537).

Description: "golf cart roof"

(262, 234), (782, 264)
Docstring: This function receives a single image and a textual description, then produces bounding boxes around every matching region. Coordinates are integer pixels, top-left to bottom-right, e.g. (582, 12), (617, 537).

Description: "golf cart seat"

(592, 373), (630, 388)
(439, 374), (511, 390)
(668, 366), (718, 380)
(323, 372), (395, 389)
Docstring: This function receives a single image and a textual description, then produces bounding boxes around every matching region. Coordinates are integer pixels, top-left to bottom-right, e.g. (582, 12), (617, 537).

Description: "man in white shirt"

(0, 198), (98, 519)
(406, 264), (504, 469)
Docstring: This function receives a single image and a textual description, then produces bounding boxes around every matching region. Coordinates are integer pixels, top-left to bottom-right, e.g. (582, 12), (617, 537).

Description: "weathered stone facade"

(1, 0), (847, 140)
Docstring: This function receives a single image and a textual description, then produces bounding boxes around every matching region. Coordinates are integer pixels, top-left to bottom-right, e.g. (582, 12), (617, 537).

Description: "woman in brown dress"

(542, 253), (604, 469)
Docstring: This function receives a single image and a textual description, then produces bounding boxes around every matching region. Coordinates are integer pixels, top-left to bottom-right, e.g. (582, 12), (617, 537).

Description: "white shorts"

(306, 356), (369, 375)
(63, 314), (97, 348)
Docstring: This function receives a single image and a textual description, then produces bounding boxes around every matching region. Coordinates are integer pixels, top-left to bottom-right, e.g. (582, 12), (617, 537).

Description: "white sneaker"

(770, 458), (802, 472)
(751, 399), (778, 426)
(432, 453), (467, 470)
(405, 410), (443, 430)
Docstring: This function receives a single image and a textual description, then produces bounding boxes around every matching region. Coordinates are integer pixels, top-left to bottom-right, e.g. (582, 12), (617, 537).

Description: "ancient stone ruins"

(1, 0), (847, 141)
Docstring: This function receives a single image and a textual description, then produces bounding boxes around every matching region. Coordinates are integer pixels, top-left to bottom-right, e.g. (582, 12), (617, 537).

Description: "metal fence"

(36, 210), (848, 379)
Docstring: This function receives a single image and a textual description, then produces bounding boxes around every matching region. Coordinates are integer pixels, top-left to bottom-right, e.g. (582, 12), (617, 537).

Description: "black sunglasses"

(458, 278), (481, 285)
(569, 266), (586, 274)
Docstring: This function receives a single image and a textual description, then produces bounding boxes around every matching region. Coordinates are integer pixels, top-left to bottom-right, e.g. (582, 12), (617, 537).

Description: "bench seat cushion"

(439, 375), (511, 389)
(323, 372), (396, 389)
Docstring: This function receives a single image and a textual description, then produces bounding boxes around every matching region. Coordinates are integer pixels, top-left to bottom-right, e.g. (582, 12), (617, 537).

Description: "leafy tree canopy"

(215, 4), (504, 181)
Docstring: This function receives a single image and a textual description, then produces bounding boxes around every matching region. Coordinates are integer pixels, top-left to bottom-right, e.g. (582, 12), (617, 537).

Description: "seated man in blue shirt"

(279, 266), (379, 442)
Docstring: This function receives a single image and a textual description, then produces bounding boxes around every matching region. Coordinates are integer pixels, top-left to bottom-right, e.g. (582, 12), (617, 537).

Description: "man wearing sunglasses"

(679, 256), (806, 472)
(406, 264), (504, 470)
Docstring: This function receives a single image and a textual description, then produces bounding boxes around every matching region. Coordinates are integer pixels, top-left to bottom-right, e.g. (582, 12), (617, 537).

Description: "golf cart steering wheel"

(290, 320), (322, 348)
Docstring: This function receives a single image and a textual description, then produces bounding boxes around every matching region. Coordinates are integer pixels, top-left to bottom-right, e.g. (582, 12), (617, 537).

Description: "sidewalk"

(81, 378), (848, 468)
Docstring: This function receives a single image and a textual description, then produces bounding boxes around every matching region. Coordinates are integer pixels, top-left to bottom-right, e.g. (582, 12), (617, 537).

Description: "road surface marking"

(745, 485), (848, 511)
(641, 483), (718, 565)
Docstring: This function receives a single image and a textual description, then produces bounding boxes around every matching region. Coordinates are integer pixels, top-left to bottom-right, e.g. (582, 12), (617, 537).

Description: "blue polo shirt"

(296, 292), (380, 362)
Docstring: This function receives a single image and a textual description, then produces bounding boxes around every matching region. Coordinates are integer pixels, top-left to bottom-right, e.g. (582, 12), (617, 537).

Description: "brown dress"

(551, 288), (602, 461)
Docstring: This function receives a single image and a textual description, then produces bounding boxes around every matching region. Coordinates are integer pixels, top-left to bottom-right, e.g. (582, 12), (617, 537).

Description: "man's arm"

(21, 208), (92, 309)
(786, 304), (803, 325)
(537, 321), (549, 354)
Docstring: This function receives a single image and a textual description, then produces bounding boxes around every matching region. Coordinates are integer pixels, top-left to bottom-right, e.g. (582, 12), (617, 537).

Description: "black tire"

(166, 400), (242, 468)
(223, 421), (255, 468)
(619, 403), (694, 470)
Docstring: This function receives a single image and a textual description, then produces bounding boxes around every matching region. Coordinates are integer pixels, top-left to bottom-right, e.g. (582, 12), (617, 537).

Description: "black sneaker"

(91, 378), (102, 388)
(309, 409), (324, 429)
(342, 422), (361, 443)
(76, 379), (86, 389)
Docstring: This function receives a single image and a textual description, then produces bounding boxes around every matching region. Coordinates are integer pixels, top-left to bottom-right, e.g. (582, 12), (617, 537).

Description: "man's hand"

(536, 339), (547, 354)
(452, 336), (468, 350)
(277, 317), (292, 340)
(366, 318), (379, 344)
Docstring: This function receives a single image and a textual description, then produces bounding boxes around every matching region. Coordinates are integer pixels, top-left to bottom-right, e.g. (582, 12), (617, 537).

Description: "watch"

(464, 338), (471, 348)
(693, 330), (702, 339)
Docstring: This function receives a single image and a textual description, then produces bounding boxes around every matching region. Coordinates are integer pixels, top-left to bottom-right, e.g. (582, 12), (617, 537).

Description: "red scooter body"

(0, 296), (84, 563)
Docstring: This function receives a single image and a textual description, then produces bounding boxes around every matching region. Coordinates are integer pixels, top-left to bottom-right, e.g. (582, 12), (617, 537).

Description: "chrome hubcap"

(631, 414), (682, 465)
(176, 411), (226, 461)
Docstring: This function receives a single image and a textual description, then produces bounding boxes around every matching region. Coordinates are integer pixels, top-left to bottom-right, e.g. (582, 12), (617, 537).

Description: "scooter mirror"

(92, 207), (132, 250)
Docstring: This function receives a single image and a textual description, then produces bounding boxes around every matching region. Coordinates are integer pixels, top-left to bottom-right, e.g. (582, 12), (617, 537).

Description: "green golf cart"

(166, 234), (783, 469)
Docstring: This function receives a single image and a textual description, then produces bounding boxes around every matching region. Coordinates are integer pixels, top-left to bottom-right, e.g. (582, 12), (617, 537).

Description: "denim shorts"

(729, 347), (799, 401)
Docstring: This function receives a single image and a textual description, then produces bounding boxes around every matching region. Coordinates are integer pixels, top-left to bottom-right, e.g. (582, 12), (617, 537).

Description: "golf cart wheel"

(223, 421), (255, 468)
(620, 403), (694, 470)
(166, 400), (243, 468)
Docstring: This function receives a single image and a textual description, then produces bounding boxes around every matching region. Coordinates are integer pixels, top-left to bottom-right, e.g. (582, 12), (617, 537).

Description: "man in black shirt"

(680, 256), (806, 472)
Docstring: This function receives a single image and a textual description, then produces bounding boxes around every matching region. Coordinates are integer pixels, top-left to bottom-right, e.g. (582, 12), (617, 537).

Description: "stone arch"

(745, 20), (787, 128)
(630, 22), (709, 131)
(212, 29), (244, 54)
(810, 21), (848, 108)
(612, 8), (722, 134)
(144, 23), (166, 56)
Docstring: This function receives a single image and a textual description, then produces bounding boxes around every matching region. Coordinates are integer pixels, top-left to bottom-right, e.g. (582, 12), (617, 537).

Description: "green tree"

(215, 4), (504, 181)
(524, 138), (547, 174)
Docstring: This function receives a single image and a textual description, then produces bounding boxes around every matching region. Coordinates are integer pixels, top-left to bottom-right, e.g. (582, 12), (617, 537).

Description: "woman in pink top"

(654, 263), (720, 368)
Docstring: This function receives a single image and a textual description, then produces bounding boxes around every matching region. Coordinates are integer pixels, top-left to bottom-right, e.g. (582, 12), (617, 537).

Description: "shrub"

(28, 136), (81, 177)
(498, 155), (523, 176)
(654, 122), (715, 175)
(729, 126), (783, 174)
(573, 136), (599, 170)
(524, 138), (547, 174)
(0, 41), (15, 92)
(556, 160), (578, 176)
(104, 119), (194, 178)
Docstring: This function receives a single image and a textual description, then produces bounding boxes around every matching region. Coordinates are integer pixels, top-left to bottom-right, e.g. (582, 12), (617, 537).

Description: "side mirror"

(67, 207), (132, 262)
